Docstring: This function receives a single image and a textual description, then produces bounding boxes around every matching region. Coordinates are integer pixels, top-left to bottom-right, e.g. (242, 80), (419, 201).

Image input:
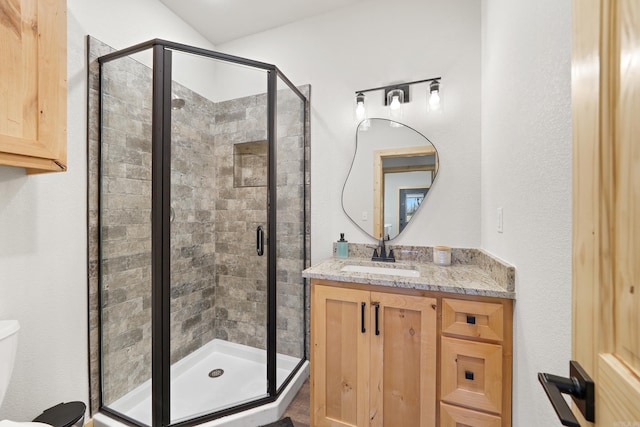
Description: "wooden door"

(311, 284), (370, 427)
(369, 292), (437, 427)
(573, 0), (640, 424)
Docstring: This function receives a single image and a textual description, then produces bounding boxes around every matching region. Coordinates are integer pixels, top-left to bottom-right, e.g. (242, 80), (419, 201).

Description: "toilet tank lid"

(0, 320), (19, 340)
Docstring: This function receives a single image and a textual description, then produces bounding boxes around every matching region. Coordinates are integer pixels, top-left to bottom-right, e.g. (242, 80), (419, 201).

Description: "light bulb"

(428, 80), (442, 112)
(390, 95), (401, 110)
(429, 90), (440, 109)
(387, 89), (404, 121)
(355, 101), (366, 120)
(354, 92), (367, 122)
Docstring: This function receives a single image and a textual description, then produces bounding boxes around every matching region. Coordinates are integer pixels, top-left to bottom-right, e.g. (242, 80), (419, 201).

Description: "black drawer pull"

(361, 302), (366, 333)
(466, 315), (476, 324)
(373, 302), (380, 336)
(465, 371), (474, 381)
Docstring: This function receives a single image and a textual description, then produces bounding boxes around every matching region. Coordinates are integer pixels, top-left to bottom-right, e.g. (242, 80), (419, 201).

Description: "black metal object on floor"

(259, 417), (294, 427)
(33, 402), (86, 427)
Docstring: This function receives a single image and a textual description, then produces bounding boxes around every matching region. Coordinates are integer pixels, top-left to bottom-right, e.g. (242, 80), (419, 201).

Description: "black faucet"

(371, 238), (395, 262)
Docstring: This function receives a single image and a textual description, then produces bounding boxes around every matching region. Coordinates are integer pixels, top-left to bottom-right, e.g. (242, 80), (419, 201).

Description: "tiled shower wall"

(88, 37), (310, 412)
(168, 83), (219, 363)
(209, 95), (269, 349)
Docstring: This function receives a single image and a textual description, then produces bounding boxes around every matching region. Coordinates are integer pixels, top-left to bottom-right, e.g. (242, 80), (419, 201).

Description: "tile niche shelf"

(0, 0), (67, 173)
(233, 141), (267, 188)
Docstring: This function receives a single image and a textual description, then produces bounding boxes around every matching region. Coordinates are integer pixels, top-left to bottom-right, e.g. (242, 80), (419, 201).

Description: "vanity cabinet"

(0, 0), (67, 173)
(311, 281), (437, 427)
(310, 279), (513, 427)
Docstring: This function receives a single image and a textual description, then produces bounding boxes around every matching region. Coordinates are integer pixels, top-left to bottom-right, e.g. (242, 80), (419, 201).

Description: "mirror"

(342, 118), (439, 240)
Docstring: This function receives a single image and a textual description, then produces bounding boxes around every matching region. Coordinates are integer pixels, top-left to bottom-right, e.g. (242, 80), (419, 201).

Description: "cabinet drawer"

(440, 402), (502, 427)
(441, 337), (503, 414)
(442, 298), (504, 342)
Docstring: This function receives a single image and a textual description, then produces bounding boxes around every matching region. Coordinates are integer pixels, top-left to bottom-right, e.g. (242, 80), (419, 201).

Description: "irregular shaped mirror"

(342, 118), (438, 240)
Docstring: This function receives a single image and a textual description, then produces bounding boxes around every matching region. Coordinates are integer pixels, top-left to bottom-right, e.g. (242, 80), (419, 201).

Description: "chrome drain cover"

(209, 368), (224, 378)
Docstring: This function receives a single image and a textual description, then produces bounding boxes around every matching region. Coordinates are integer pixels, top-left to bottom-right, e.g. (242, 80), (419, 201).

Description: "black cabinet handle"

(361, 302), (366, 333)
(465, 371), (474, 381)
(466, 315), (476, 324)
(373, 302), (380, 336)
(256, 226), (264, 256)
(538, 360), (595, 427)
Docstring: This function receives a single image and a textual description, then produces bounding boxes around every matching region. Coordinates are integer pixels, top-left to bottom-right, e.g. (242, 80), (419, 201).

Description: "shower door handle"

(256, 226), (264, 256)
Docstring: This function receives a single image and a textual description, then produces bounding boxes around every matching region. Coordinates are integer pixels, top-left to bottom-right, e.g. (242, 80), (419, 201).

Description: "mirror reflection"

(342, 118), (438, 240)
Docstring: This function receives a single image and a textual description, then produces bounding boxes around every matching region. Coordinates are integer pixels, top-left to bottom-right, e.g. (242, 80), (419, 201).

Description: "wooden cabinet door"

(0, 0), (67, 172)
(312, 285), (370, 427)
(369, 292), (437, 427)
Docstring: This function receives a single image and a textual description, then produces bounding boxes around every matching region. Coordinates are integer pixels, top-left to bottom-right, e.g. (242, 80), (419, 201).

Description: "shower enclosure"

(92, 39), (308, 427)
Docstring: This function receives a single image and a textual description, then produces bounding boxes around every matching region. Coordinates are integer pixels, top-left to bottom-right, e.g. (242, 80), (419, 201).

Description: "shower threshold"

(95, 339), (308, 427)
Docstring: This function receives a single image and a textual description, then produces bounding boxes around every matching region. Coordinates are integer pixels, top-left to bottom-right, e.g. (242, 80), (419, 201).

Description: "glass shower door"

(168, 49), (270, 423)
(274, 74), (307, 392)
(99, 48), (154, 426)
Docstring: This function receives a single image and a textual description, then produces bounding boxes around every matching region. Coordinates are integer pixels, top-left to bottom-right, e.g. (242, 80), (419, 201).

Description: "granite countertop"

(302, 249), (516, 299)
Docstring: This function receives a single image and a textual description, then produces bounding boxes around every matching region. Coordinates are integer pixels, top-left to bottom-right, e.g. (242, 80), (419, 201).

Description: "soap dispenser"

(336, 233), (349, 258)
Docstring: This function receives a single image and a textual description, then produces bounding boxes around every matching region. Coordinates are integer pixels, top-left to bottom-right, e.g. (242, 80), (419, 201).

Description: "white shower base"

(94, 339), (308, 427)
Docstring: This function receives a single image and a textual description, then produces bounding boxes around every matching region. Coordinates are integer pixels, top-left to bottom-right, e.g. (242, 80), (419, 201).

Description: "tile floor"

(280, 379), (310, 427)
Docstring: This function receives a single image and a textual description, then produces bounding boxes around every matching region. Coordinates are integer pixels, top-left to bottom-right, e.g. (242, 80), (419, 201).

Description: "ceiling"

(159, 0), (370, 45)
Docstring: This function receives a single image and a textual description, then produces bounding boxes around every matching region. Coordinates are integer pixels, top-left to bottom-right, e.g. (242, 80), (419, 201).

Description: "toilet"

(0, 321), (85, 427)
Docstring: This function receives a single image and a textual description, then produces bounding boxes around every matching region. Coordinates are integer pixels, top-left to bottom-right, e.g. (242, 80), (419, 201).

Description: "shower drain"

(208, 368), (224, 378)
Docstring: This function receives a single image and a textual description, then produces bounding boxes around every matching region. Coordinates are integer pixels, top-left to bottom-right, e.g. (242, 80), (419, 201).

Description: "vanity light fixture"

(354, 76), (442, 119)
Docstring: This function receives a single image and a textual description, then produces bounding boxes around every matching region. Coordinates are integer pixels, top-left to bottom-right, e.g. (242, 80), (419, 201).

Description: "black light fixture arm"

(355, 76), (442, 95)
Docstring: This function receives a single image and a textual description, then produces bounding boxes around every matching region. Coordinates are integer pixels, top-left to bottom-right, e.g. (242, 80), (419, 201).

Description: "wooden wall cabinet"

(0, 0), (67, 173)
(311, 279), (513, 427)
(311, 281), (437, 427)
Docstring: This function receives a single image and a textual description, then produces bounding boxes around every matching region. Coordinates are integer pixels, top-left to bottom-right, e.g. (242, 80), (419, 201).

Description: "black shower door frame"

(97, 39), (308, 427)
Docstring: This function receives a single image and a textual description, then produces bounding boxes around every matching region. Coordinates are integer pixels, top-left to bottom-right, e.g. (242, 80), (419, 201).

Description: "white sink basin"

(341, 264), (420, 278)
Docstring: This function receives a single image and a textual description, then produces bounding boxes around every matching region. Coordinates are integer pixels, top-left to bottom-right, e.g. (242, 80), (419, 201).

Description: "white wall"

(217, 0), (483, 262)
(69, 0), (219, 100)
(481, 1), (572, 426)
(0, 1), (216, 421)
